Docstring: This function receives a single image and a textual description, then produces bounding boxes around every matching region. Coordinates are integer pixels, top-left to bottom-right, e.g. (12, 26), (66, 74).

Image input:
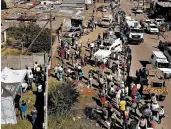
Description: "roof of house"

(157, 2), (171, 8)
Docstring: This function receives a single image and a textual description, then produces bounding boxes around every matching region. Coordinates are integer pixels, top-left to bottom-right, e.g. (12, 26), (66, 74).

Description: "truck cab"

(125, 18), (144, 44)
(150, 51), (171, 78)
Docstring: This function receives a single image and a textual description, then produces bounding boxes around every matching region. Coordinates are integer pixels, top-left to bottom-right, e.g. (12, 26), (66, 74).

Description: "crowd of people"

(15, 61), (45, 126)
(49, 1), (167, 129)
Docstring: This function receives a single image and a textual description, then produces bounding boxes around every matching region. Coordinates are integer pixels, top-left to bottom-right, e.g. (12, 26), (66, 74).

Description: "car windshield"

(150, 25), (157, 28)
(156, 20), (164, 22)
(131, 28), (143, 33)
(158, 62), (169, 68)
(102, 19), (110, 22)
(69, 28), (75, 32)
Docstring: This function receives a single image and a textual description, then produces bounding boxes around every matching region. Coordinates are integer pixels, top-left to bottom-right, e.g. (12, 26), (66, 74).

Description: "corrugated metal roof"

(62, 0), (85, 4)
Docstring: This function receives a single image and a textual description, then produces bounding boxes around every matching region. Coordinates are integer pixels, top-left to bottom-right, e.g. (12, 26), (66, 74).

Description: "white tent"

(1, 67), (27, 83)
(1, 67), (27, 124)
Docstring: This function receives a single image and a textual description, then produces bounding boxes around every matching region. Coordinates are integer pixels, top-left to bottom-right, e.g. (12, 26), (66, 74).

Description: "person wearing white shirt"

(37, 84), (43, 93)
(116, 89), (121, 107)
(54, 64), (59, 79)
(28, 72), (33, 90)
(151, 102), (159, 117)
(34, 62), (38, 70)
(22, 81), (28, 93)
(120, 81), (125, 94)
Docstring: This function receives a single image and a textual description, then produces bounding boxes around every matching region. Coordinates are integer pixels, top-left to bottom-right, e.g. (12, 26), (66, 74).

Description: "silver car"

(64, 27), (82, 38)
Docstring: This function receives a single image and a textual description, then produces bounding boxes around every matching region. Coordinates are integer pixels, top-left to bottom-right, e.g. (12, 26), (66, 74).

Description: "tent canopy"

(1, 67), (27, 83)
(1, 82), (21, 98)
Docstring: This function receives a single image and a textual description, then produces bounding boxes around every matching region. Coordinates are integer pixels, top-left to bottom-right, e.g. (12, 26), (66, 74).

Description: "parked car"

(64, 27), (82, 38)
(98, 16), (113, 28)
(154, 18), (165, 27)
(147, 23), (159, 33)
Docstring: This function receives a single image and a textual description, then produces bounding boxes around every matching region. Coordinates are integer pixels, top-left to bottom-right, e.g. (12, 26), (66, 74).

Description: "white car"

(154, 18), (165, 27)
(147, 23), (159, 33)
(94, 38), (122, 63)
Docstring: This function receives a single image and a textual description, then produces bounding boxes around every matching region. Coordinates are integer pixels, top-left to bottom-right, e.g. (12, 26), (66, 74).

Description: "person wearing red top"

(60, 49), (65, 59)
(101, 63), (106, 76)
(101, 95), (106, 107)
(132, 96), (138, 113)
(132, 85), (137, 97)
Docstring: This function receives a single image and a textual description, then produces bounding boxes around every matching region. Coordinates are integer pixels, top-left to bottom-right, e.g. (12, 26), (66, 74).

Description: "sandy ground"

(120, 0), (171, 128)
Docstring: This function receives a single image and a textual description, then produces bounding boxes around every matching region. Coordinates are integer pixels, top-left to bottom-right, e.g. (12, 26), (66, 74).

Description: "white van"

(94, 38), (122, 63)
(150, 51), (171, 77)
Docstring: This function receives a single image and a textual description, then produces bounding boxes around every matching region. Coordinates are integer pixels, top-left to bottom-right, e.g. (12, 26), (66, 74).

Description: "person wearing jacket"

(20, 100), (27, 119)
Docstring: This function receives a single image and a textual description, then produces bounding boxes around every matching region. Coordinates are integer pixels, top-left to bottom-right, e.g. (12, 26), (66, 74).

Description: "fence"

(1, 53), (48, 69)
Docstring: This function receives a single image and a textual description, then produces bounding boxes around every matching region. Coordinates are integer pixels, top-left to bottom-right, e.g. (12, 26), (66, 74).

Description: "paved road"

(120, 0), (171, 128)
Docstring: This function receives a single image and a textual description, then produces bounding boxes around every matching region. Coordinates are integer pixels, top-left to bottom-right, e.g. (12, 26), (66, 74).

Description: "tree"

(6, 22), (55, 53)
(48, 82), (79, 116)
(1, 0), (7, 10)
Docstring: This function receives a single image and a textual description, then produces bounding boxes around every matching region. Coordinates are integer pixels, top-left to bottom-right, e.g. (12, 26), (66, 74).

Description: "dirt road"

(120, 0), (171, 128)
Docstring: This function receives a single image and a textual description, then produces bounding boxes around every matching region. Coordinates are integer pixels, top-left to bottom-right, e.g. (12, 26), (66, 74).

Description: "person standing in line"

(116, 88), (121, 107)
(54, 64), (59, 80)
(59, 66), (63, 81)
(101, 62), (106, 76)
(158, 106), (165, 124)
(72, 35), (75, 46)
(120, 99), (126, 119)
(28, 72), (33, 91)
(31, 107), (38, 125)
(20, 100), (27, 119)
(87, 39), (90, 49)
(127, 63), (131, 77)
(66, 48), (70, 60)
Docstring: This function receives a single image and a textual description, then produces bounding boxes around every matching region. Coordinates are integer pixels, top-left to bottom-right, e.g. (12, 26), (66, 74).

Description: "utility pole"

(50, 5), (53, 67)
